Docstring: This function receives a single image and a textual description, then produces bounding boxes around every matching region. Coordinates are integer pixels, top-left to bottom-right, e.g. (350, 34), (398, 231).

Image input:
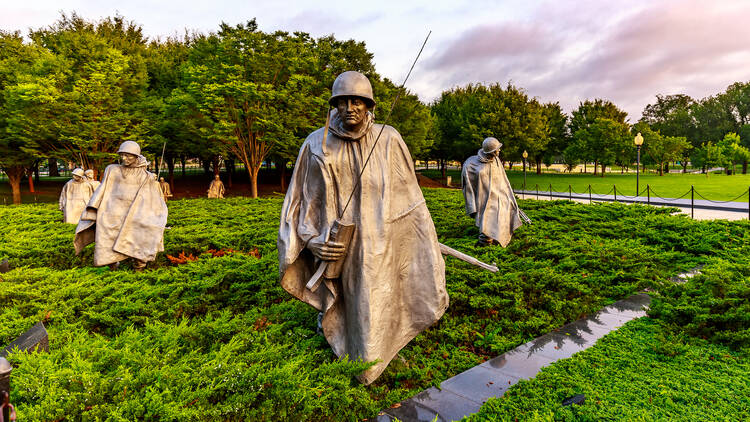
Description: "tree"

(641, 94), (696, 142)
(568, 99), (629, 174)
(0, 32), (59, 204)
(717, 132), (750, 175)
(29, 13), (154, 175)
(690, 142), (724, 176)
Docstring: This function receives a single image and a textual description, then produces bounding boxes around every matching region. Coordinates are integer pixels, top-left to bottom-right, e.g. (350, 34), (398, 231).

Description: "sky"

(2, 0), (749, 121)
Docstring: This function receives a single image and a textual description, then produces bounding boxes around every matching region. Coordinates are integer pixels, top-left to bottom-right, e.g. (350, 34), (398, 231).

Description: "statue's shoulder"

(372, 123), (401, 140)
(464, 155), (481, 167)
(301, 127), (327, 155)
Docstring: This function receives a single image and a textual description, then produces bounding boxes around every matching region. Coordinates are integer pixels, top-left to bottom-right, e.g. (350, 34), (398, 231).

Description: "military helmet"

(117, 141), (141, 156)
(482, 137), (502, 154)
(72, 168), (85, 178)
(84, 169), (94, 177)
(329, 71), (376, 108)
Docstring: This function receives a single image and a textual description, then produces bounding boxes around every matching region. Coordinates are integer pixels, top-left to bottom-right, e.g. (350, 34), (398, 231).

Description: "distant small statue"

(59, 168), (94, 224)
(84, 169), (101, 191)
(462, 137), (523, 246)
(207, 175), (225, 198)
(159, 177), (173, 201)
(74, 141), (168, 270)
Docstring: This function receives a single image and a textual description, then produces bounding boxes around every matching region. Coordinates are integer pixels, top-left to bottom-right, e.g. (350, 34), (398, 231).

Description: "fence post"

(569, 185), (572, 201)
(647, 185), (650, 205)
(691, 185), (694, 219)
(588, 184), (592, 204)
(536, 183), (539, 200)
(549, 183), (552, 200)
(747, 186), (749, 220)
(613, 185), (617, 202)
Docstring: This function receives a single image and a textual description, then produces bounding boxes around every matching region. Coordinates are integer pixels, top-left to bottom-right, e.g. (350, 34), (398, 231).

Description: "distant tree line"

(3, 13), (750, 204)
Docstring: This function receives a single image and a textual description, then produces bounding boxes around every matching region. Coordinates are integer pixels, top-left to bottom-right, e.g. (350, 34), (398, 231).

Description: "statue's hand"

(308, 239), (346, 261)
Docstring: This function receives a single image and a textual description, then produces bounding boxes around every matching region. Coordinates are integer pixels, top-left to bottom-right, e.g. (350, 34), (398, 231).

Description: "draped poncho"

(462, 152), (522, 246)
(278, 110), (449, 384)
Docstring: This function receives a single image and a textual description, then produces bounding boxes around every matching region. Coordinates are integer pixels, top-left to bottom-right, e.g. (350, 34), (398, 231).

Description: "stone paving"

(372, 293), (652, 422)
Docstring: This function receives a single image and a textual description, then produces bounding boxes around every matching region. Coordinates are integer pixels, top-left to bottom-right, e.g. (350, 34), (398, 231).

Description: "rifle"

(306, 32), (497, 292)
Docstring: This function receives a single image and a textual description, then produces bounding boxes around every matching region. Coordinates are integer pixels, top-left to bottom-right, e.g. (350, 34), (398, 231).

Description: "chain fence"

(515, 183), (750, 219)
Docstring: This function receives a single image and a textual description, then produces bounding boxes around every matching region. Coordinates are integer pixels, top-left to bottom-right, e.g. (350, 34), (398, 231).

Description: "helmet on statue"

(481, 137), (502, 154)
(117, 141), (141, 156)
(72, 168), (85, 178)
(329, 71), (376, 108)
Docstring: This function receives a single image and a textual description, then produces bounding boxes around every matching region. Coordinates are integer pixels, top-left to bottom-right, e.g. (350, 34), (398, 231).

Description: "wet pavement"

(373, 293), (651, 422)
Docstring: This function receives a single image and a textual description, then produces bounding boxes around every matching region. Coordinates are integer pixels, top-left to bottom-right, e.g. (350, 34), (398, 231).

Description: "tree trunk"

(682, 161), (688, 173)
(441, 159), (446, 179)
(167, 156), (175, 191)
(664, 162), (669, 173)
(5, 166), (24, 204)
(600, 164), (605, 177)
(277, 159), (287, 191)
(593, 161), (598, 175)
(181, 156), (186, 177)
(536, 158), (542, 175)
(33, 160), (40, 182)
(202, 159), (211, 176)
(743, 160), (748, 174)
(27, 168), (35, 193)
(226, 159), (234, 188)
(249, 165), (260, 198)
(48, 158), (59, 177)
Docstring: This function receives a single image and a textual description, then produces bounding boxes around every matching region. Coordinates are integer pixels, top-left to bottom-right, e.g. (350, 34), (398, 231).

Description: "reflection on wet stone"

(376, 293), (654, 421)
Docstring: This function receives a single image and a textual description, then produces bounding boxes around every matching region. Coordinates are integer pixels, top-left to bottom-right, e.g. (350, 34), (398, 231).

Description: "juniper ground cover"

(0, 189), (747, 420)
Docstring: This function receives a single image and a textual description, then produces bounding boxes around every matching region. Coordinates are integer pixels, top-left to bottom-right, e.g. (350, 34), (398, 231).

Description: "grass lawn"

(422, 169), (750, 201)
(468, 318), (750, 421)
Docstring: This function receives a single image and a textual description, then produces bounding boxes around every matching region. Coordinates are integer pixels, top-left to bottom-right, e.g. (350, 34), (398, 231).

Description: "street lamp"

(522, 150), (528, 192)
(634, 132), (644, 198)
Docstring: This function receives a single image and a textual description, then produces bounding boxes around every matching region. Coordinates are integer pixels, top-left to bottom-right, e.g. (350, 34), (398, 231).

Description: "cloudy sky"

(2, 0), (749, 120)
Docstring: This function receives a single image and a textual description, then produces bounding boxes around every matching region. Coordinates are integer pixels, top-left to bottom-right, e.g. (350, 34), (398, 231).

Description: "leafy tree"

(568, 99), (629, 174)
(29, 13), (153, 175)
(0, 32), (60, 204)
(717, 132), (750, 175)
(690, 142), (725, 176)
(641, 94), (696, 143)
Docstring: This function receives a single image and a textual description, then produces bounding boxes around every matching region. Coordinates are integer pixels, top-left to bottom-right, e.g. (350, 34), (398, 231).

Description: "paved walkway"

(515, 189), (749, 221)
(373, 293), (651, 422)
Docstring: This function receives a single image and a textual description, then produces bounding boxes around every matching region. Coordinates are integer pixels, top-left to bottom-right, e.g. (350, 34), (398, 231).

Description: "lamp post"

(522, 150), (528, 192)
(634, 132), (644, 198)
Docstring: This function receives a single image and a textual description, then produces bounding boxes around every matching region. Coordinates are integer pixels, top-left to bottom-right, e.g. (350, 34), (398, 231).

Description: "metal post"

(748, 186), (749, 220)
(569, 185), (572, 201)
(588, 184), (592, 203)
(523, 158), (527, 191)
(614, 185), (617, 202)
(549, 183), (552, 200)
(535, 183), (539, 200)
(691, 185), (694, 219)
(647, 185), (650, 205)
(636, 145), (641, 200)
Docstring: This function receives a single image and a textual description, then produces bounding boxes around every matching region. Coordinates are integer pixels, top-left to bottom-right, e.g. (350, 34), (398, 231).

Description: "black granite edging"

(374, 293), (651, 422)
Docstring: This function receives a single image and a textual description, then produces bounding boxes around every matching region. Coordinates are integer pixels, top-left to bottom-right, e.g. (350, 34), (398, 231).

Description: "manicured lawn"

(423, 169), (750, 201)
(468, 318), (750, 421)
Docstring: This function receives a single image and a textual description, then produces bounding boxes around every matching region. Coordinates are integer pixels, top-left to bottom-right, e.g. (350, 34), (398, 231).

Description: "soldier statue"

(85, 169), (100, 190)
(159, 177), (173, 201)
(207, 175), (225, 198)
(59, 168), (94, 224)
(278, 71), (448, 384)
(74, 141), (168, 270)
(462, 137), (524, 246)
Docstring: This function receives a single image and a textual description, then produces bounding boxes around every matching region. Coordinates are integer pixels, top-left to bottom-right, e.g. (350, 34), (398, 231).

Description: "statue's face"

(486, 149), (499, 159)
(159, 177), (165, 182)
(85, 172), (93, 179)
(336, 96), (368, 130)
(215, 175), (220, 180)
(119, 153), (137, 166)
(73, 175), (84, 182)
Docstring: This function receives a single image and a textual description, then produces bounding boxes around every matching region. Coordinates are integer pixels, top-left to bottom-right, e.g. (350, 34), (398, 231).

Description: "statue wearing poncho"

(462, 137), (523, 247)
(278, 80), (448, 384)
(74, 141), (168, 268)
(59, 168), (94, 224)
